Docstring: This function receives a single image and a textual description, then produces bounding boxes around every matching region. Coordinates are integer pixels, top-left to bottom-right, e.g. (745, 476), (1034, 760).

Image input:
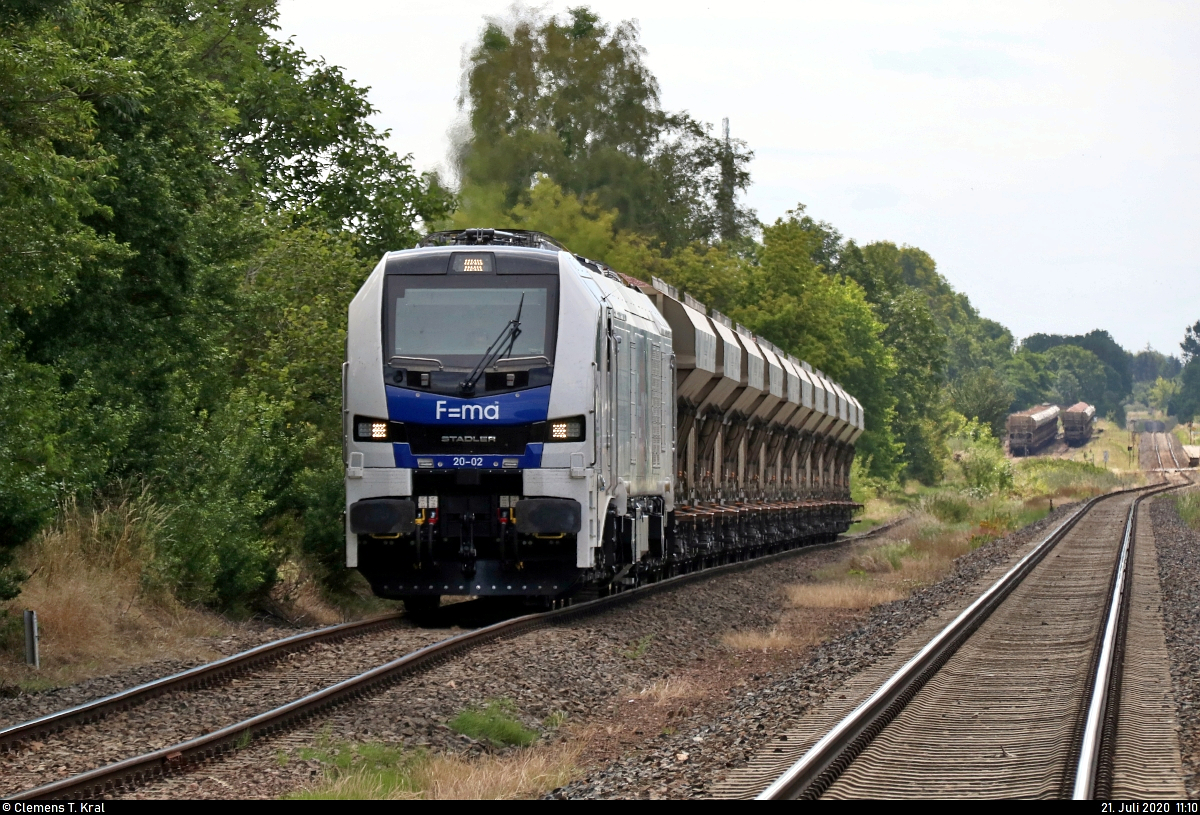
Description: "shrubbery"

(1014, 458), (1127, 499)
(0, 3), (450, 609)
(945, 413), (1013, 496)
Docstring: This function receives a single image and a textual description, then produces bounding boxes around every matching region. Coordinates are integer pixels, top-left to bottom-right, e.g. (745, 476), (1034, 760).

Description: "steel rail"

(1165, 433), (1181, 470)
(756, 482), (1166, 801)
(0, 612), (404, 752)
(1072, 475), (1185, 798)
(8, 517), (893, 801)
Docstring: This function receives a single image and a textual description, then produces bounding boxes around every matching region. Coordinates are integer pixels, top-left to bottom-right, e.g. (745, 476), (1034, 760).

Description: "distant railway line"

(1149, 432), (1181, 472)
(722, 475), (1190, 800)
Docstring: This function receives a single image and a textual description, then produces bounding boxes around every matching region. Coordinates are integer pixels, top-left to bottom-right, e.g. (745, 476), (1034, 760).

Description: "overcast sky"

(277, 0), (1199, 357)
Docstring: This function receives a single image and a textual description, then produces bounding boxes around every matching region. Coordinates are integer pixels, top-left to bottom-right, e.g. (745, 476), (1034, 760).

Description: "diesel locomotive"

(342, 229), (863, 609)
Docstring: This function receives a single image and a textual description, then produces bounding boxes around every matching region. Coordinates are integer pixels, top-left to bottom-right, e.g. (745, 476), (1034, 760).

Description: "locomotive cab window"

(383, 271), (559, 394)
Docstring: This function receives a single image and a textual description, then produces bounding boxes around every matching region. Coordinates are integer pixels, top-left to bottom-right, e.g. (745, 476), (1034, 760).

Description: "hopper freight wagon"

(1007, 404), (1060, 456)
(341, 229), (864, 609)
(1062, 402), (1096, 445)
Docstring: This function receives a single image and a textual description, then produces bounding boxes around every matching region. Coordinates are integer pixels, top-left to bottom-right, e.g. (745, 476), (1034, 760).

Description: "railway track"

(716, 477), (1189, 800)
(1156, 432), (1182, 471)
(4, 520), (903, 801)
(0, 613), (464, 797)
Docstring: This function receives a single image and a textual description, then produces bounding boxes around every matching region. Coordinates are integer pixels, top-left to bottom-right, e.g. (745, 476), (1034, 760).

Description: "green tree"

(1147, 376), (1181, 413)
(1181, 320), (1200, 362)
(1175, 321), (1200, 421)
(1172, 359), (1200, 422)
(0, 0), (451, 604)
(1132, 346), (1181, 382)
(1043, 345), (1107, 408)
(1023, 330), (1131, 413)
(731, 212), (902, 479)
(1003, 349), (1052, 409)
(949, 367), (1014, 438)
(457, 6), (753, 250)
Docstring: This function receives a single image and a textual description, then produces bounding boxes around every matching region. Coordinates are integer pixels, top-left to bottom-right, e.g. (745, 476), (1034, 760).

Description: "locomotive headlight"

(547, 417), (585, 442)
(353, 416), (402, 442)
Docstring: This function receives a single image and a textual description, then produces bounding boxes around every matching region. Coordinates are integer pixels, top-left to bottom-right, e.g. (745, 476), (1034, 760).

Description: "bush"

(945, 415), (1013, 496)
(1015, 458), (1126, 499)
(922, 494), (971, 524)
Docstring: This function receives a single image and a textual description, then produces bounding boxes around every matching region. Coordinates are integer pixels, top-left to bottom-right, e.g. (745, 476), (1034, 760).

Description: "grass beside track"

(290, 724), (579, 799)
(1174, 491), (1200, 531)
(0, 494), (397, 691)
(732, 457), (1137, 656)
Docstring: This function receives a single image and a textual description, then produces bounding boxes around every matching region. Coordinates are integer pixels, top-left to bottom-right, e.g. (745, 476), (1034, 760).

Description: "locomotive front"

(343, 231), (604, 608)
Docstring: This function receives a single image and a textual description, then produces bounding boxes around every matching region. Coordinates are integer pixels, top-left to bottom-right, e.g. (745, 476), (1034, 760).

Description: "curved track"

(726, 478), (1187, 800)
(4, 520), (905, 801)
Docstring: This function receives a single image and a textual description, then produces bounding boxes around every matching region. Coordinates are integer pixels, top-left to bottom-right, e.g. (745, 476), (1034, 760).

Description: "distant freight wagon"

(1062, 402), (1096, 446)
(1007, 405), (1060, 456)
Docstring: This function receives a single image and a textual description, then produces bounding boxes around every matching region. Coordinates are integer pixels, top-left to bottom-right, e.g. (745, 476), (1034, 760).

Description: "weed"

(1014, 458), (1129, 499)
(236, 729), (253, 749)
(1174, 492), (1200, 531)
(922, 494), (971, 524)
(721, 629), (794, 651)
(542, 711), (567, 730)
(622, 634), (653, 660)
(786, 582), (904, 609)
(276, 751), (290, 767)
(449, 698), (538, 748)
(290, 739), (580, 799)
(0, 611), (22, 655)
(16, 676), (57, 694)
(877, 541), (912, 570)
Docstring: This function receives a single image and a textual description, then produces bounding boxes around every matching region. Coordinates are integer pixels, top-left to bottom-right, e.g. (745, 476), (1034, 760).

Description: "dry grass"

(636, 675), (699, 704)
(1, 495), (232, 686)
(265, 559), (346, 627)
(720, 629), (795, 651)
(784, 581), (904, 609)
(296, 742), (582, 800)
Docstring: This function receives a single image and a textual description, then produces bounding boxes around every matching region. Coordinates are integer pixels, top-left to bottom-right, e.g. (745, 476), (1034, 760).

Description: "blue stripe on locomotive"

(385, 384), (551, 470)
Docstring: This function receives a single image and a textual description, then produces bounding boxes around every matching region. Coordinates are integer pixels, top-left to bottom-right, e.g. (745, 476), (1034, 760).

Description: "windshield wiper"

(459, 294), (524, 397)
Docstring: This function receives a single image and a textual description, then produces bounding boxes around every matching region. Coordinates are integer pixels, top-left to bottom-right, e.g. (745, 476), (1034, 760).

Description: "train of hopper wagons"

(342, 229), (865, 609)
(1006, 401), (1097, 456)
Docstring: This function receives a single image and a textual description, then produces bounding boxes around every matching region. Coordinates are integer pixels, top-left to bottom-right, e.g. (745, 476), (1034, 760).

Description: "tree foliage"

(1132, 346), (1181, 383)
(0, 0), (450, 604)
(456, 6), (755, 250)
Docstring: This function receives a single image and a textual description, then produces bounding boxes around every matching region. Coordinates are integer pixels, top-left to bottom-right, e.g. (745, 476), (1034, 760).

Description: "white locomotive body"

(343, 230), (862, 606)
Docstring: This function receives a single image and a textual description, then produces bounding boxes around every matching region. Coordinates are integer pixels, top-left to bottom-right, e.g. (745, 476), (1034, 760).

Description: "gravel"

(552, 503), (1083, 799)
(0, 623), (296, 728)
(1149, 493), (1200, 799)
(91, 504), (1084, 800)
(0, 623), (450, 796)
